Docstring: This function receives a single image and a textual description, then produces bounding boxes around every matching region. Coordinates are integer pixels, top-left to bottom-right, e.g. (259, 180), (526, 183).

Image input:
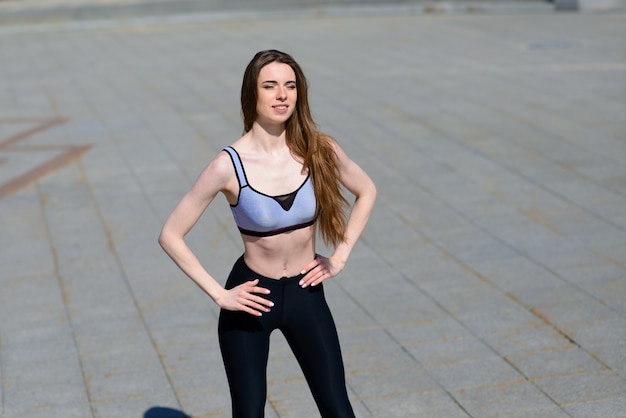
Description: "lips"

(273, 105), (289, 113)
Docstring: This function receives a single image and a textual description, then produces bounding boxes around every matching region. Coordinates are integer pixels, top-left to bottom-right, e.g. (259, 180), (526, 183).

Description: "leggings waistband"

(237, 255), (305, 286)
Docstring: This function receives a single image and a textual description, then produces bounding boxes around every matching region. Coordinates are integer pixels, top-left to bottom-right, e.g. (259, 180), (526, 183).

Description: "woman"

(159, 49), (376, 418)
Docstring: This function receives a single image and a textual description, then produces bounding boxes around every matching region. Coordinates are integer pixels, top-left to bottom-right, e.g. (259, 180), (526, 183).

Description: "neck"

(249, 121), (288, 153)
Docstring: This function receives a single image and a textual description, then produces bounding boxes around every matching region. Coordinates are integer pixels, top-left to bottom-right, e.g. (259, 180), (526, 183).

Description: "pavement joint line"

(0, 2), (559, 35)
(1, 9), (624, 417)
(384, 193), (626, 392)
(417, 92), (626, 239)
(348, 211), (545, 413)
(34, 180), (96, 418)
(73, 151), (188, 412)
(324, 99), (610, 398)
(335, 271), (476, 418)
(591, 249), (626, 270)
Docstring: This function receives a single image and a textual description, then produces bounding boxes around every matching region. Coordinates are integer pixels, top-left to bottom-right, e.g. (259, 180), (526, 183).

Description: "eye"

(262, 84), (274, 89)
(286, 84), (297, 90)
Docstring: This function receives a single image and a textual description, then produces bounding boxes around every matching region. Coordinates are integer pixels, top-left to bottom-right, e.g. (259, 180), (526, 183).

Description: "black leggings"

(218, 256), (355, 418)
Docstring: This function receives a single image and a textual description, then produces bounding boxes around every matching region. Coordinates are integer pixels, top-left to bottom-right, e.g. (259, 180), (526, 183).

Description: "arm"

(299, 141), (377, 287)
(158, 152), (273, 316)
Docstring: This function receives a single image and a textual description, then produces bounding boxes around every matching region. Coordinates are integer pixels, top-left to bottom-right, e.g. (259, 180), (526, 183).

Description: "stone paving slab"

(0, 0), (557, 25)
(0, 3), (625, 418)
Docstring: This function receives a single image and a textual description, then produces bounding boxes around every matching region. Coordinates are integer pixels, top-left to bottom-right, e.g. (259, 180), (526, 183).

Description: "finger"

(301, 270), (324, 288)
(247, 301), (271, 313)
(250, 286), (271, 296)
(239, 298), (270, 314)
(237, 279), (260, 292)
(300, 259), (320, 275)
(240, 305), (263, 317)
(301, 262), (323, 280)
(241, 287), (273, 306)
(251, 294), (274, 308)
(310, 272), (328, 287)
(241, 279), (271, 295)
(299, 270), (316, 287)
(234, 294), (265, 316)
(299, 269), (315, 282)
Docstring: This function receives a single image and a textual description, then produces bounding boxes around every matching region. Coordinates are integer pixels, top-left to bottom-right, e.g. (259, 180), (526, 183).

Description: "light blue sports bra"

(223, 146), (317, 237)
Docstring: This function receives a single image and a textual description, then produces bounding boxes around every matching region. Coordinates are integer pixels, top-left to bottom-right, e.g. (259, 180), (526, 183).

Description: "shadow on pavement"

(144, 406), (192, 418)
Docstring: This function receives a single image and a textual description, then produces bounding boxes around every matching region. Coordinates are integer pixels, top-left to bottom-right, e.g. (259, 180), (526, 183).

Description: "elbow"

(158, 219), (190, 255)
(366, 179), (377, 205)
(158, 227), (175, 253)
(353, 179), (377, 209)
(157, 230), (168, 251)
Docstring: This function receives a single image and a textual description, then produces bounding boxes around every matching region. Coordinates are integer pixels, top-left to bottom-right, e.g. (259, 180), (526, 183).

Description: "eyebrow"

(261, 80), (296, 84)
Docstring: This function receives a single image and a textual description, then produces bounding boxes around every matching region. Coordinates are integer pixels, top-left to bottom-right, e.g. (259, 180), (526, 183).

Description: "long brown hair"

(241, 49), (348, 247)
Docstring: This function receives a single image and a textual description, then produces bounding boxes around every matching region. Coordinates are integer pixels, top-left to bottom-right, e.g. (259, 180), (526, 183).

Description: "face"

(255, 62), (297, 126)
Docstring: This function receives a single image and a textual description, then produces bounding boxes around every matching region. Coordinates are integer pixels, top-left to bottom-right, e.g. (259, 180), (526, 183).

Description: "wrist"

(330, 254), (347, 268)
(210, 287), (227, 308)
(330, 249), (348, 264)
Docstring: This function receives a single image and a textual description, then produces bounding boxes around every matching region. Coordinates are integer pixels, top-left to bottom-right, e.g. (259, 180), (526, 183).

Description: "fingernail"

(311, 282), (317, 286)
(298, 280), (303, 286)
(266, 290), (271, 294)
(269, 302), (274, 307)
(300, 270), (306, 274)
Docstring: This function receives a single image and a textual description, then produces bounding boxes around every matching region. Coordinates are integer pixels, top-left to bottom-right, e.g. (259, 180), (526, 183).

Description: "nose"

(276, 86), (287, 100)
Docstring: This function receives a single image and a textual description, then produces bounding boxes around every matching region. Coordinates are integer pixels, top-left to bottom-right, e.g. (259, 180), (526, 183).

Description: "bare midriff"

(241, 225), (316, 279)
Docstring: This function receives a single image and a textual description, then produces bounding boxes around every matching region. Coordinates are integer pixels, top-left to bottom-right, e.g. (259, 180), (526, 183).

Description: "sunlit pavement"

(1, 1), (625, 417)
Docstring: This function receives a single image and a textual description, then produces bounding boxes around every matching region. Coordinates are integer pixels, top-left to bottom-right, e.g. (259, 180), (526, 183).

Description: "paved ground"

(0, 1), (625, 417)
(0, 0), (557, 25)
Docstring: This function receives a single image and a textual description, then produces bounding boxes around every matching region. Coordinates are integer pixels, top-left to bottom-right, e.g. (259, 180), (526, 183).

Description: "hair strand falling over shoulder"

(241, 49), (348, 247)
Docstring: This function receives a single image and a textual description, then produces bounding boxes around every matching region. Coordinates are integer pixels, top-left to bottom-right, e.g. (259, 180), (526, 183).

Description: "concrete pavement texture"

(0, 0), (621, 28)
(0, 0), (559, 24)
(0, 2), (625, 418)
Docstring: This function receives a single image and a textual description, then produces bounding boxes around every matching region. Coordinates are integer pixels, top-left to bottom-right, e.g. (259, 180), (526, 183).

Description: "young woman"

(159, 49), (376, 418)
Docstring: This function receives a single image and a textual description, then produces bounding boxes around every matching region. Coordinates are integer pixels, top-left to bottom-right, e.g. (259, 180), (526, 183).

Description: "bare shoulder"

(212, 148), (236, 173)
(190, 148), (238, 202)
(322, 134), (350, 164)
(197, 149), (233, 180)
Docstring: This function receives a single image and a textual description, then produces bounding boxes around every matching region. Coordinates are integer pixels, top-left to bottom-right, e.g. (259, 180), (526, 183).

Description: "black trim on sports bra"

(224, 146), (310, 211)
